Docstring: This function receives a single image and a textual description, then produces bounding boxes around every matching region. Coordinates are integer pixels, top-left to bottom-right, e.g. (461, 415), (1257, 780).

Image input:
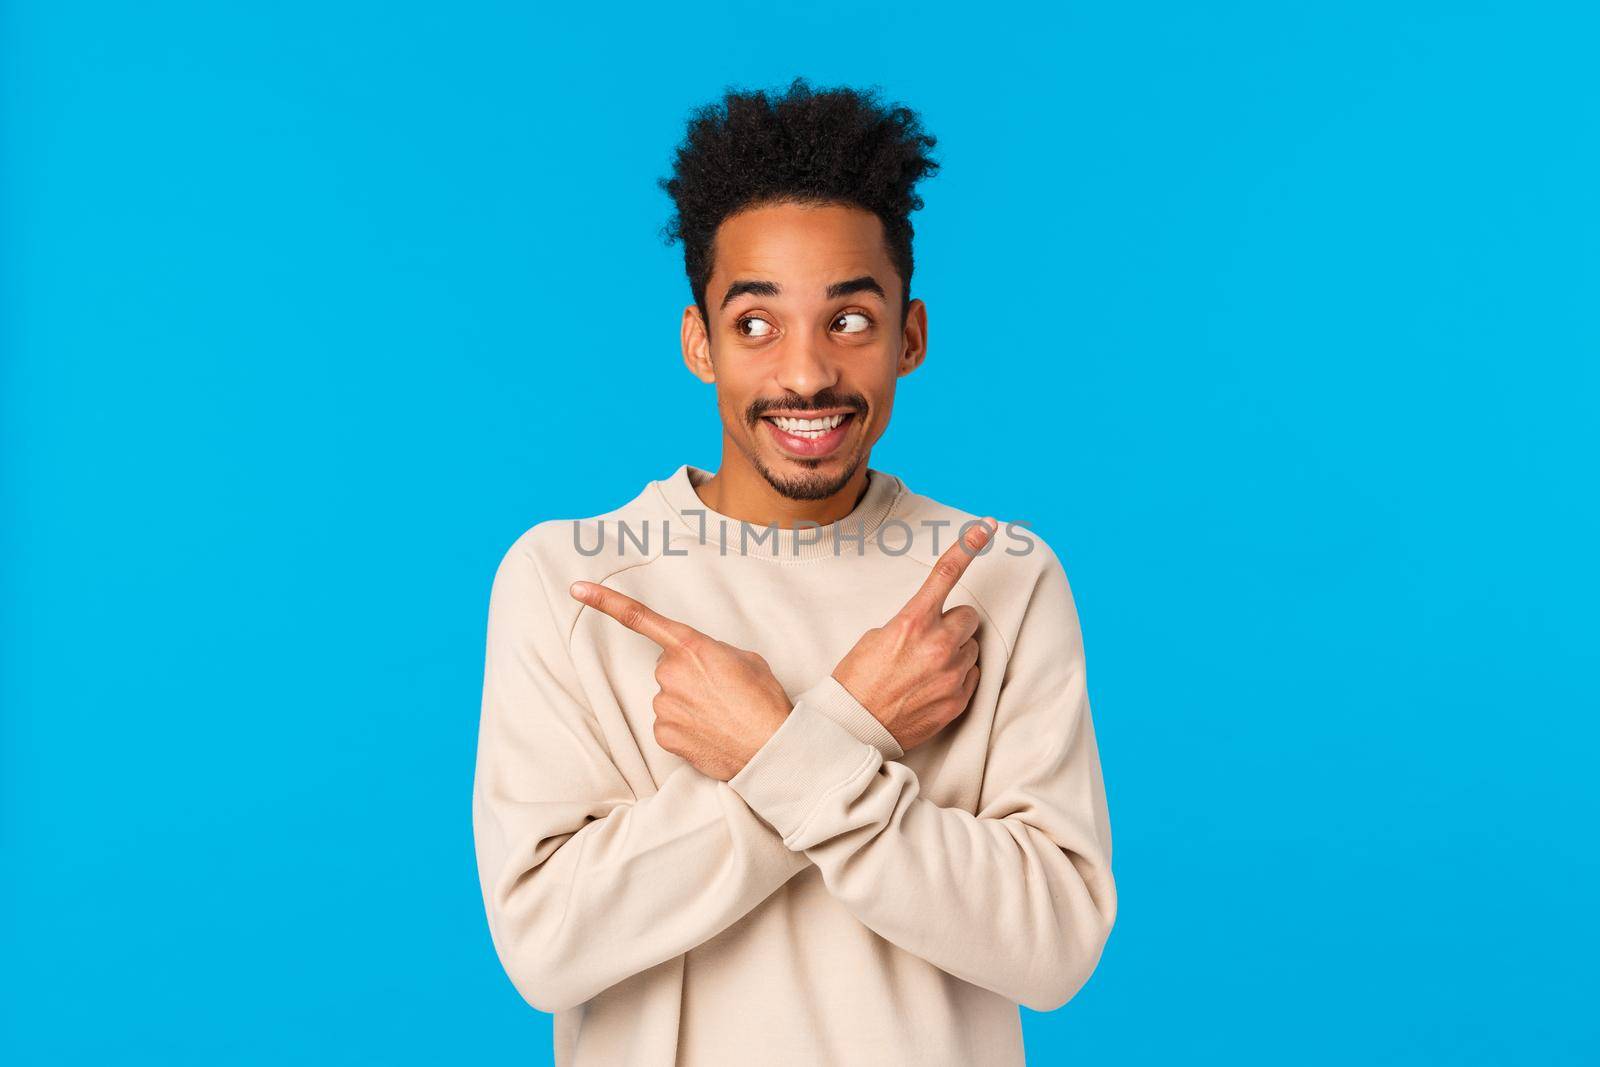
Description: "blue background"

(3, 2), (1596, 1063)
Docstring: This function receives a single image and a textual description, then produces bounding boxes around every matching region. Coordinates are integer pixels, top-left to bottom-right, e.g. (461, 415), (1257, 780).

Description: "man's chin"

(754, 451), (863, 502)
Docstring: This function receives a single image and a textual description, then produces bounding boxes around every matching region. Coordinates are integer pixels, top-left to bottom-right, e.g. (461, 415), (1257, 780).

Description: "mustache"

(745, 389), (869, 424)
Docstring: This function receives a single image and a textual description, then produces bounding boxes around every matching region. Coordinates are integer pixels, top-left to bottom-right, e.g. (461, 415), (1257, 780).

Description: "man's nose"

(771, 328), (840, 398)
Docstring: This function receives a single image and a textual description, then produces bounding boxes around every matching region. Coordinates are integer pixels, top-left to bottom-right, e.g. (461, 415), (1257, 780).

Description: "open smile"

(760, 411), (857, 459)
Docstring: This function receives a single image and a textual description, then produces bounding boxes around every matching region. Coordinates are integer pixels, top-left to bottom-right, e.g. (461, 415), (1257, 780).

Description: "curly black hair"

(660, 78), (940, 319)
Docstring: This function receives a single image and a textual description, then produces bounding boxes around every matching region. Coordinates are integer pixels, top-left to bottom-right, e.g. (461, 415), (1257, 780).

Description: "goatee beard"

(750, 451), (865, 502)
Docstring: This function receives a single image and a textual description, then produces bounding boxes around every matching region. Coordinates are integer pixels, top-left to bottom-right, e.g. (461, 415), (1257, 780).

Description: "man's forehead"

(709, 207), (897, 300)
(716, 251), (884, 283)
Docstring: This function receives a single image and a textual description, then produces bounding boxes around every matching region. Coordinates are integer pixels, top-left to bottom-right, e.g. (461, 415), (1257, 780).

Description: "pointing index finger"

(903, 516), (998, 617)
(570, 580), (696, 648)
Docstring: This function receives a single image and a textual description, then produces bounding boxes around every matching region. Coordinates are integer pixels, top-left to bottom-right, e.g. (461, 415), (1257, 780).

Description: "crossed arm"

(471, 523), (1116, 1014)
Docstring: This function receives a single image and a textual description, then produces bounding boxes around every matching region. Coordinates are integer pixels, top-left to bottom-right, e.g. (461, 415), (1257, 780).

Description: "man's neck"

(692, 446), (871, 529)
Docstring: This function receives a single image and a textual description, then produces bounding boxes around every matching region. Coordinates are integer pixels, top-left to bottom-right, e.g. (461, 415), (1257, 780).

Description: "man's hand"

(569, 581), (792, 781)
(832, 517), (998, 754)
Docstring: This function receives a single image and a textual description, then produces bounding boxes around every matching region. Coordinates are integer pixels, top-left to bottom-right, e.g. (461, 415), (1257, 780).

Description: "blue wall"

(3, 2), (1595, 1063)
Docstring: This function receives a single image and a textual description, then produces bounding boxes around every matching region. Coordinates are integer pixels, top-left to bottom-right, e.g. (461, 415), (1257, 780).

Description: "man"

(472, 79), (1116, 1066)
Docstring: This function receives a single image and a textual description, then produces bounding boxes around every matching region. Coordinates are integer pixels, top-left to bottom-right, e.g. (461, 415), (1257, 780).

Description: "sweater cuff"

(728, 682), (884, 846)
(802, 675), (904, 761)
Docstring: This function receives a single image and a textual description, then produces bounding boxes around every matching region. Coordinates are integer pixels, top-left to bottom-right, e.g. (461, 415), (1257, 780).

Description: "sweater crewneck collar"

(653, 463), (904, 563)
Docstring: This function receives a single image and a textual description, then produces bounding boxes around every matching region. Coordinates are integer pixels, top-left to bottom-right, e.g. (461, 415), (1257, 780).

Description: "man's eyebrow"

(719, 275), (886, 308)
(826, 275), (886, 300)
(720, 279), (781, 309)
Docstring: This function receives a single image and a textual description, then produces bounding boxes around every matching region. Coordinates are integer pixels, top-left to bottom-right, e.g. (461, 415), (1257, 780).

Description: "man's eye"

(832, 312), (871, 334)
(737, 316), (776, 338)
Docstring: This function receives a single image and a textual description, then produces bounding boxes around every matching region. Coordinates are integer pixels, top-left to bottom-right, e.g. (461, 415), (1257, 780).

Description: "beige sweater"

(471, 464), (1117, 1066)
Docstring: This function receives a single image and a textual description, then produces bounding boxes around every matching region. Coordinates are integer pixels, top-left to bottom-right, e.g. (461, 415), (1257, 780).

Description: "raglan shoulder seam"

(561, 548), (678, 649)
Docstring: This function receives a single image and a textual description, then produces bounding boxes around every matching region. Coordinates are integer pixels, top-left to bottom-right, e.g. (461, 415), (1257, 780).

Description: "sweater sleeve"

(726, 554), (1117, 1012)
(471, 542), (812, 1014)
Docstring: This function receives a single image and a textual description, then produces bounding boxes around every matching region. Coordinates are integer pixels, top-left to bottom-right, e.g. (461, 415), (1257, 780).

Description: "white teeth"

(771, 414), (846, 435)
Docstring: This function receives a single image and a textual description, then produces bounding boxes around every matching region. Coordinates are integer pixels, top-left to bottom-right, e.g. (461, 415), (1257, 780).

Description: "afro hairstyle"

(660, 78), (939, 319)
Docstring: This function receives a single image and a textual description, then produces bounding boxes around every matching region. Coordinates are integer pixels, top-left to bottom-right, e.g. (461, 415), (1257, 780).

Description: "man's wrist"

(803, 675), (904, 761)
(727, 693), (882, 845)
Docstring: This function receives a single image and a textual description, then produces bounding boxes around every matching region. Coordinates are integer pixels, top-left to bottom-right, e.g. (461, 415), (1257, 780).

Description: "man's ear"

(681, 304), (716, 383)
(896, 298), (928, 378)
